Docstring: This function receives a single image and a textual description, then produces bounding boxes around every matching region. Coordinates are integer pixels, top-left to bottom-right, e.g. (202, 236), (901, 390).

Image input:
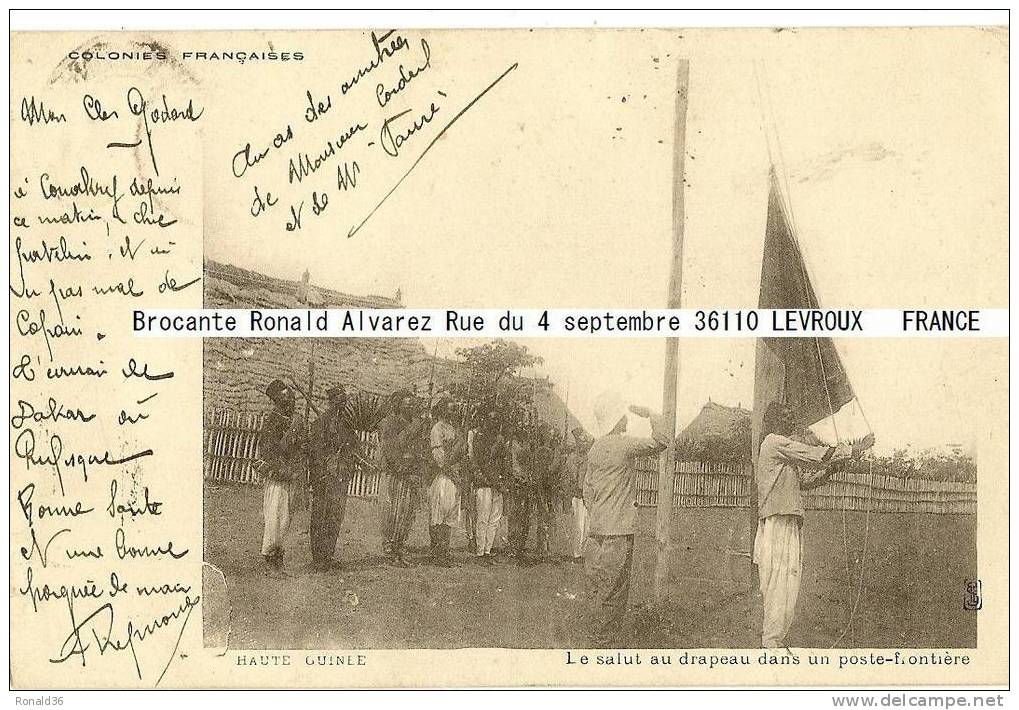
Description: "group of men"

(575, 393), (875, 648)
(256, 377), (875, 649)
(259, 379), (360, 575)
(578, 393), (874, 649)
(257, 379), (594, 576)
(378, 388), (596, 568)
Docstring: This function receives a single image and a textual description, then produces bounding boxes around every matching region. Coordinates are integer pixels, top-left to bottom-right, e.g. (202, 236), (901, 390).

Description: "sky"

(203, 28), (1008, 454)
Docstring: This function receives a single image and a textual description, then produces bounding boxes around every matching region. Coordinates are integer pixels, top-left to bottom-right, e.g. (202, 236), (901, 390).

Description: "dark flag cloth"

(753, 173), (869, 449)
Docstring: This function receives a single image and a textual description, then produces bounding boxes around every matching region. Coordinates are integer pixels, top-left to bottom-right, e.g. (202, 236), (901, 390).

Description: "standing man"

(583, 391), (669, 647)
(379, 389), (427, 567)
(259, 379), (306, 577)
(309, 385), (359, 571)
(505, 418), (534, 564)
(461, 406), (479, 557)
(562, 426), (592, 563)
(754, 401), (874, 648)
(428, 395), (466, 566)
(470, 405), (508, 564)
(532, 422), (560, 562)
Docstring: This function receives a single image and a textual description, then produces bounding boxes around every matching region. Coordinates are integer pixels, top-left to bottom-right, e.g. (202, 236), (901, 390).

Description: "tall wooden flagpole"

(653, 58), (690, 607)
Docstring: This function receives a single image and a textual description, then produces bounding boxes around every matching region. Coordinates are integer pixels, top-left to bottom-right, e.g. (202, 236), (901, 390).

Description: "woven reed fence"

(203, 407), (381, 498)
(204, 409), (976, 514)
(633, 457), (976, 514)
(634, 460), (750, 507)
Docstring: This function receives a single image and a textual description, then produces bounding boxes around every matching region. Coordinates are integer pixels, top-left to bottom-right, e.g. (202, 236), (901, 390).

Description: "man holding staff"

(428, 394), (467, 566)
(470, 404), (508, 564)
(308, 385), (359, 571)
(258, 379), (306, 577)
(532, 422), (561, 562)
(506, 418), (535, 563)
(562, 426), (592, 563)
(379, 389), (427, 567)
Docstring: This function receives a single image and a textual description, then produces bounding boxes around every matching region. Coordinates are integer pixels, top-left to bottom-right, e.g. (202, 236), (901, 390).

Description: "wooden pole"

(653, 58), (690, 608)
(426, 340), (439, 411)
(562, 379), (570, 438)
(305, 339), (316, 506)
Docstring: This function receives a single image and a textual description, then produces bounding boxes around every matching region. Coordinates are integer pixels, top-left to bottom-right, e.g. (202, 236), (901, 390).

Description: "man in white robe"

(428, 395), (465, 566)
(754, 401), (873, 647)
(469, 406), (508, 563)
(258, 379), (305, 577)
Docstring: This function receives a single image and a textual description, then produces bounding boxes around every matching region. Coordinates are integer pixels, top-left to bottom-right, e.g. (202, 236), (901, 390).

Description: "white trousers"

(754, 514), (803, 648)
(429, 473), (460, 526)
(570, 497), (589, 558)
(474, 488), (504, 555)
(261, 481), (294, 556)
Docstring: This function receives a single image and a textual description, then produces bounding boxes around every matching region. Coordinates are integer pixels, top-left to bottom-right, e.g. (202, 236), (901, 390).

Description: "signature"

(347, 62), (519, 239)
(52, 593), (200, 685)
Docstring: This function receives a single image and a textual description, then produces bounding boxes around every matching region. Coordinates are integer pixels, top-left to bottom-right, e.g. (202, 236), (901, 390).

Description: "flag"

(752, 173), (870, 448)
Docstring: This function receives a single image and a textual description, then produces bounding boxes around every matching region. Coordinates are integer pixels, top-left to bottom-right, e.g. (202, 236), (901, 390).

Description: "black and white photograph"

(198, 28), (995, 653)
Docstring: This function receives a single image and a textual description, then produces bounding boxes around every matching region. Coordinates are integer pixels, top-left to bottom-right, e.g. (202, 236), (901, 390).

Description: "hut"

(203, 259), (459, 413)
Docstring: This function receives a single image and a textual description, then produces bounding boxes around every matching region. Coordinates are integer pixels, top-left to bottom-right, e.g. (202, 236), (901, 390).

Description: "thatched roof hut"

(203, 259), (458, 413)
(679, 399), (751, 441)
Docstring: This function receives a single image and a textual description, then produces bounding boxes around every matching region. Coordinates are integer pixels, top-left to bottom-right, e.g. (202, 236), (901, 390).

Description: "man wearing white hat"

(582, 391), (669, 647)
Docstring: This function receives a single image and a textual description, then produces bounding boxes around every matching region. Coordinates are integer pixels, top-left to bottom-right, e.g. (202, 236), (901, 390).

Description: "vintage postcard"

(8, 17), (1009, 692)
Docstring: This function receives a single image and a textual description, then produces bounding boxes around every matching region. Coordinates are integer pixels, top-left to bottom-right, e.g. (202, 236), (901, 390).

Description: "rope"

(841, 504), (852, 580)
(752, 63), (777, 172)
(831, 458), (875, 648)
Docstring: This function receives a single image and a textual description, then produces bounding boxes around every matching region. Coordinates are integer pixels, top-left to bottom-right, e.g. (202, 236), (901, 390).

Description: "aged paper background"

(8, 27), (1008, 688)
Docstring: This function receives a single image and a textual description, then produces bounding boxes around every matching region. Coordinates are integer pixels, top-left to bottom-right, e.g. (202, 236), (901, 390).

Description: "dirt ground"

(203, 482), (977, 649)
